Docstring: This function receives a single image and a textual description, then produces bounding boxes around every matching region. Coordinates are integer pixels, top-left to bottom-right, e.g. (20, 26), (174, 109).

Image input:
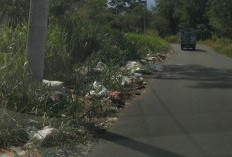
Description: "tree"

(153, 0), (180, 34)
(0, 0), (30, 27)
(207, 0), (232, 38)
(109, 0), (144, 14)
(175, 0), (209, 29)
(26, 0), (49, 82)
(84, 0), (108, 24)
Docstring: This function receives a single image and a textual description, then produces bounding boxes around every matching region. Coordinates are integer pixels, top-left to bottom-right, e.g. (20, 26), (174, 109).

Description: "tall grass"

(125, 33), (169, 58)
(0, 24), (27, 54)
(0, 55), (48, 113)
(0, 20), (169, 117)
(203, 37), (232, 58)
(165, 35), (180, 43)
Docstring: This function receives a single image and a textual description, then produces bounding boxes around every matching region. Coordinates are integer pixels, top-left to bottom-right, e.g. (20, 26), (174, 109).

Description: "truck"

(180, 28), (196, 50)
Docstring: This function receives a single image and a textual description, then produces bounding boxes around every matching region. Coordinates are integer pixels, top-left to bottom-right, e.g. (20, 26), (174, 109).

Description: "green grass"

(125, 33), (169, 58)
(0, 24), (27, 54)
(0, 21), (169, 149)
(165, 35), (180, 43)
(202, 37), (232, 58)
(0, 25), (169, 118)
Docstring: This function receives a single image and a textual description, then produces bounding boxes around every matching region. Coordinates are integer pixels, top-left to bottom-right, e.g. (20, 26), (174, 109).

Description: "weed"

(202, 37), (232, 58)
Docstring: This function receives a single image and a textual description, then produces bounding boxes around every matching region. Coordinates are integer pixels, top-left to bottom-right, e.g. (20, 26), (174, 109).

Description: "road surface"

(86, 44), (232, 157)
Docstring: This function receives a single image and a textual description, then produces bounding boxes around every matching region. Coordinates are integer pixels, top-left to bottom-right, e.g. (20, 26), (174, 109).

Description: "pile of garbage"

(0, 115), (58, 157)
(0, 55), (165, 156)
(72, 58), (164, 107)
(85, 59), (163, 101)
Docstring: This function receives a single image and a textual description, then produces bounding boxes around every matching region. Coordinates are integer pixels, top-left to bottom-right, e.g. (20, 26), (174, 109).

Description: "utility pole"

(26, 0), (49, 82)
(142, 0), (147, 32)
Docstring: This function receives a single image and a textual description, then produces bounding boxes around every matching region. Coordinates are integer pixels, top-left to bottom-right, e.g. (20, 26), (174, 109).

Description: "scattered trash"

(77, 126), (86, 135)
(88, 81), (109, 98)
(145, 53), (166, 62)
(25, 120), (43, 139)
(28, 126), (56, 146)
(77, 66), (89, 75)
(157, 53), (167, 60)
(0, 147), (40, 157)
(126, 61), (151, 74)
(49, 91), (67, 102)
(121, 76), (132, 86)
(146, 53), (157, 61)
(43, 80), (64, 91)
(110, 91), (124, 105)
(94, 62), (107, 72)
(132, 73), (143, 77)
(106, 117), (118, 123)
(111, 73), (123, 83)
(106, 107), (118, 114)
(0, 148), (11, 157)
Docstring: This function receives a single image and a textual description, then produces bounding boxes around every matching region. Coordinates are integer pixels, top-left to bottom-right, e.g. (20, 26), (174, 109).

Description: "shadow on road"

(195, 49), (207, 52)
(182, 49), (207, 52)
(153, 64), (232, 89)
(86, 124), (184, 157)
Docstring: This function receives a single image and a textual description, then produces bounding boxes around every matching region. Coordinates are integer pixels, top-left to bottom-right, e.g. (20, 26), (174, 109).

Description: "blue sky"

(147, 0), (155, 10)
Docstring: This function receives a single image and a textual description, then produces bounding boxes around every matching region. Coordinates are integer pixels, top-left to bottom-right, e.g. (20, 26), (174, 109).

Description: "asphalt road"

(86, 44), (232, 157)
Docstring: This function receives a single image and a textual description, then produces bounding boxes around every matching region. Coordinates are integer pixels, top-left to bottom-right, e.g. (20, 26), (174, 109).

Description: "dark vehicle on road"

(180, 28), (196, 50)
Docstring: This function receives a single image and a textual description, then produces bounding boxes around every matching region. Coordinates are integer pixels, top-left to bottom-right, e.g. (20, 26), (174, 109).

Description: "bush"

(203, 37), (232, 58)
(125, 33), (169, 58)
(0, 55), (49, 113)
(44, 24), (72, 82)
(0, 54), (83, 117)
(165, 35), (180, 43)
(0, 24), (27, 54)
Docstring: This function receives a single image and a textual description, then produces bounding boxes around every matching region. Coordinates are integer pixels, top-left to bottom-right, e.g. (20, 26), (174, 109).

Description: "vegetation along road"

(87, 44), (232, 157)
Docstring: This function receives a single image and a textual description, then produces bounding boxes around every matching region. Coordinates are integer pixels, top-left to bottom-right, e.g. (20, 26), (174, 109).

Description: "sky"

(147, 0), (155, 10)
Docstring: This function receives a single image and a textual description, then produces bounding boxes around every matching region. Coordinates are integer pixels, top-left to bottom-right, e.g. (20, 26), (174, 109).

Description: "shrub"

(0, 55), (49, 113)
(203, 37), (232, 58)
(165, 35), (180, 43)
(0, 24), (27, 54)
(125, 33), (169, 58)
(0, 54), (83, 117)
(44, 24), (72, 82)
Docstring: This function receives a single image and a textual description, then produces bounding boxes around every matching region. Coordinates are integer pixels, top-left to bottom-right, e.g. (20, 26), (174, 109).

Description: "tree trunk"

(26, 0), (49, 82)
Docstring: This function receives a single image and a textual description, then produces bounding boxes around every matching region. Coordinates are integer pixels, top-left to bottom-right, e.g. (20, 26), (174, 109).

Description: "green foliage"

(165, 35), (180, 43)
(148, 15), (169, 37)
(203, 37), (232, 58)
(125, 33), (169, 58)
(0, 55), (49, 113)
(176, 0), (209, 30)
(0, 0), (30, 27)
(50, 0), (70, 18)
(109, 0), (145, 14)
(0, 54), (83, 117)
(153, 0), (181, 34)
(207, 0), (232, 38)
(44, 24), (71, 81)
(154, 0), (232, 39)
(84, 0), (108, 24)
(0, 0), (173, 149)
(0, 24), (27, 54)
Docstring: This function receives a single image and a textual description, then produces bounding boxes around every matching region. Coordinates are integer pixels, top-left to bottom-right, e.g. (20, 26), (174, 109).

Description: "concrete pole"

(142, 0), (147, 32)
(26, 0), (49, 82)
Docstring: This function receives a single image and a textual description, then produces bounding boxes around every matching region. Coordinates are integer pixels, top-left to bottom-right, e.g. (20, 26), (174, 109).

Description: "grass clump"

(125, 33), (169, 58)
(0, 24), (27, 54)
(202, 37), (232, 58)
(165, 35), (180, 43)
